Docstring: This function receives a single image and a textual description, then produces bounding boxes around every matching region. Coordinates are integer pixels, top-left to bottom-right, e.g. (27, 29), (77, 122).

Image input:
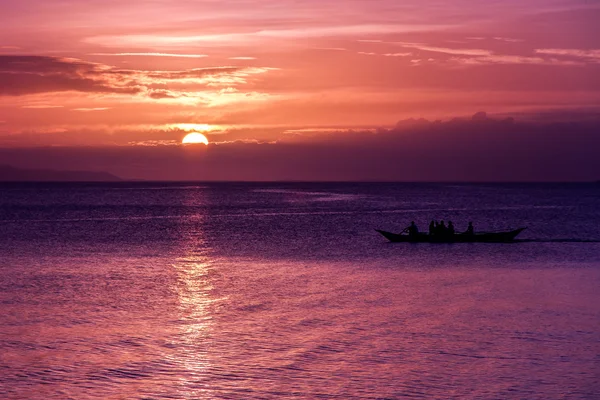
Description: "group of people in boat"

(405, 220), (474, 237)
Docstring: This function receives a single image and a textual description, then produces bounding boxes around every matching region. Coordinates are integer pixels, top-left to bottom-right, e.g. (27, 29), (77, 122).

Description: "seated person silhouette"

(448, 221), (455, 235)
(439, 220), (447, 235)
(465, 222), (474, 235)
(407, 221), (419, 237)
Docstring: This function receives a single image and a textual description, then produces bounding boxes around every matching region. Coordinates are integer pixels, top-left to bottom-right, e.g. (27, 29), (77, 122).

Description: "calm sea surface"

(1, 183), (599, 399)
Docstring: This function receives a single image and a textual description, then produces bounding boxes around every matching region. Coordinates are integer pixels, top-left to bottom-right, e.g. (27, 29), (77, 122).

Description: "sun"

(182, 132), (209, 145)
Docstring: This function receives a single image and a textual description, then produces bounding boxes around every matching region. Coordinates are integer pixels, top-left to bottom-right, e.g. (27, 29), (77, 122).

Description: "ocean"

(1, 182), (599, 399)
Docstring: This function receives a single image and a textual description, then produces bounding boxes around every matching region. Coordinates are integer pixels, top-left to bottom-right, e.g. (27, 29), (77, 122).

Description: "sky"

(0, 0), (599, 180)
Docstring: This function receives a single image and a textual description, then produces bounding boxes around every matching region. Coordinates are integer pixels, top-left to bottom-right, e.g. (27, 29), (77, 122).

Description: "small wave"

(253, 188), (365, 201)
(104, 367), (151, 379)
(516, 239), (600, 243)
(106, 186), (208, 191)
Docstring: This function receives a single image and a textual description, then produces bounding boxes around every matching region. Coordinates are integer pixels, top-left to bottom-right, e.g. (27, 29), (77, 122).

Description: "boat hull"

(375, 228), (526, 243)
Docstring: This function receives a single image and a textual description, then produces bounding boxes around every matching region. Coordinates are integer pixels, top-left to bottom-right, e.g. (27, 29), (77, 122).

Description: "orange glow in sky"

(0, 0), (598, 146)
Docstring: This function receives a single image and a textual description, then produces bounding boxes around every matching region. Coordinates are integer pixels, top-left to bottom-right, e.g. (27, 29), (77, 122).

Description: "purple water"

(1, 183), (599, 399)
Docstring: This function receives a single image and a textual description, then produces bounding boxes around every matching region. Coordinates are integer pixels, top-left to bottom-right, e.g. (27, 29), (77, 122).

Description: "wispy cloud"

(398, 43), (493, 56)
(128, 140), (180, 146)
(84, 24), (454, 48)
(535, 48), (600, 61)
(449, 55), (583, 66)
(314, 47), (347, 51)
(90, 52), (208, 58)
(384, 42), (591, 67)
(72, 107), (111, 112)
(21, 105), (64, 109)
(229, 56), (257, 60)
(493, 37), (523, 43)
(356, 51), (412, 57)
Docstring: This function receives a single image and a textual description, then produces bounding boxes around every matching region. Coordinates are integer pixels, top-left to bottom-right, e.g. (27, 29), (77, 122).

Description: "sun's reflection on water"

(169, 248), (216, 397)
(168, 190), (221, 398)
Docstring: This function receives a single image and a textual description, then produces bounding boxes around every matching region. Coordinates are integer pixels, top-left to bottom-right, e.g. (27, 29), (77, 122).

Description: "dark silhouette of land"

(0, 165), (121, 182)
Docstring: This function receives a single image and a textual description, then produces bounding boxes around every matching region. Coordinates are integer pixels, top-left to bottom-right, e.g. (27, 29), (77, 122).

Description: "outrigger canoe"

(375, 227), (526, 243)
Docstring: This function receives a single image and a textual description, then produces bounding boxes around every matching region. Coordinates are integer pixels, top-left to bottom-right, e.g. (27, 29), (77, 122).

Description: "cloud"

(398, 43), (493, 56)
(147, 90), (181, 99)
(89, 52), (208, 58)
(391, 43), (594, 67)
(0, 55), (275, 99)
(492, 37), (524, 43)
(535, 49), (600, 61)
(261, 112), (600, 181)
(0, 122), (267, 147)
(72, 107), (111, 112)
(0, 56), (142, 96)
(0, 113), (598, 181)
(144, 66), (242, 80)
(21, 105), (64, 109)
(128, 140), (180, 146)
(84, 24), (455, 48)
(314, 48), (347, 52)
(448, 55), (584, 66)
(354, 51), (412, 57)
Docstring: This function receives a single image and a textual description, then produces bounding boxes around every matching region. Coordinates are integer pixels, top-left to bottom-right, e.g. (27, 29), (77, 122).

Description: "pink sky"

(0, 0), (598, 179)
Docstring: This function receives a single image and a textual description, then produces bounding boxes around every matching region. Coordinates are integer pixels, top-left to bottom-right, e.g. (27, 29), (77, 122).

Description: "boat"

(375, 227), (526, 243)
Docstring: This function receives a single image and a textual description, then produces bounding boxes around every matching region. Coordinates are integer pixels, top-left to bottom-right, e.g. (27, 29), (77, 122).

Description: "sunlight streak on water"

(170, 255), (215, 399)
(166, 190), (217, 399)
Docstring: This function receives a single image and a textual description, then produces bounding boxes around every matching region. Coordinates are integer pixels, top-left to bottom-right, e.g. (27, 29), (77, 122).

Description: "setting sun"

(182, 132), (209, 145)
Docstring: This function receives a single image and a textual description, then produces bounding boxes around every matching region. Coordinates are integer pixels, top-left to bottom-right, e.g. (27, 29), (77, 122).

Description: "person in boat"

(429, 220), (435, 236)
(465, 222), (474, 235)
(407, 221), (419, 237)
(439, 220), (447, 235)
(447, 221), (455, 235)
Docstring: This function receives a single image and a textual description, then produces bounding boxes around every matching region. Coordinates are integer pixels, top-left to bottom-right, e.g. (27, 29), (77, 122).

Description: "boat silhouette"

(375, 227), (526, 243)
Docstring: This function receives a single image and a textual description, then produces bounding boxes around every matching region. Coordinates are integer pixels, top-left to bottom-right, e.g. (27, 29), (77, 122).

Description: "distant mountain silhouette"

(0, 165), (121, 182)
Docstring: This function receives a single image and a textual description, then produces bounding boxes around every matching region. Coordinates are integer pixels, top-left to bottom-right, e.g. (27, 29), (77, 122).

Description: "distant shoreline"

(0, 165), (121, 182)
